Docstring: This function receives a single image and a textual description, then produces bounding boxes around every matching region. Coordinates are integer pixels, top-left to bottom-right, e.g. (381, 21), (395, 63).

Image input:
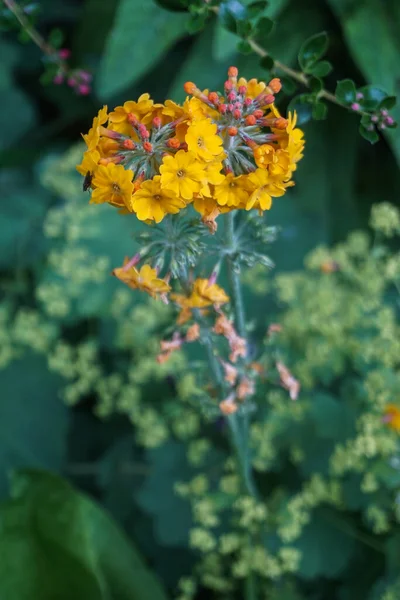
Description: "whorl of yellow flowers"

(77, 67), (305, 231)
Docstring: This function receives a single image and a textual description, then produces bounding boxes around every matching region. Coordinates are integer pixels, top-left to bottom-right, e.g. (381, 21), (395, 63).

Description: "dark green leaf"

(298, 31), (328, 71)
(358, 85), (388, 111)
(237, 39), (253, 54)
(281, 76), (297, 94)
(48, 27), (64, 49)
(218, 0), (248, 33)
(359, 124), (379, 144)
(288, 94), (313, 125)
(254, 15), (274, 41)
(154, 0), (188, 10)
(0, 357), (67, 499)
(247, 0), (268, 19)
(309, 75), (323, 93)
(307, 59), (332, 77)
(97, 0), (187, 98)
(379, 96), (397, 110)
(186, 12), (207, 33)
(236, 18), (253, 38)
(260, 54), (274, 71)
(312, 101), (328, 120)
(0, 470), (169, 600)
(335, 79), (357, 105)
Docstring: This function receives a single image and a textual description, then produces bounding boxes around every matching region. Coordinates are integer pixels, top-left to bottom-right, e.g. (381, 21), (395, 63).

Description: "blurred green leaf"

(326, 0), (400, 163)
(307, 59), (332, 77)
(312, 100), (328, 120)
(287, 94), (313, 125)
(247, 0), (268, 19)
(335, 78), (356, 104)
(97, 0), (187, 98)
(0, 357), (67, 499)
(154, 0), (188, 10)
(135, 441), (193, 547)
(253, 15), (274, 41)
(186, 12), (207, 33)
(218, 0), (248, 33)
(296, 509), (356, 579)
(359, 124), (379, 144)
(357, 85), (387, 111)
(298, 31), (328, 71)
(237, 39), (253, 53)
(0, 469), (169, 600)
(379, 96), (397, 111)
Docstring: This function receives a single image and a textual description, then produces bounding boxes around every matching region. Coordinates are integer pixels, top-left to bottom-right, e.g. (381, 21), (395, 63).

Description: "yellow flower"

(172, 279), (229, 310)
(159, 150), (205, 200)
(76, 149), (101, 177)
(186, 119), (223, 162)
(254, 144), (274, 169)
(183, 96), (219, 121)
(91, 164), (134, 211)
(238, 77), (265, 98)
(132, 176), (186, 223)
(246, 169), (272, 211)
(82, 106), (108, 150)
(108, 94), (160, 134)
(200, 158), (225, 197)
(213, 174), (250, 207)
(280, 111), (305, 167)
(383, 404), (400, 432)
(113, 260), (171, 299)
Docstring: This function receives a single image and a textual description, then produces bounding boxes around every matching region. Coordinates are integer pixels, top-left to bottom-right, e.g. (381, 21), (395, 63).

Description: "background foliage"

(0, 0), (400, 598)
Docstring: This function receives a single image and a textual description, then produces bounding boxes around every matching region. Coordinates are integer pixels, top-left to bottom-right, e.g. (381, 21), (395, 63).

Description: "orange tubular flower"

(113, 259), (171, 300)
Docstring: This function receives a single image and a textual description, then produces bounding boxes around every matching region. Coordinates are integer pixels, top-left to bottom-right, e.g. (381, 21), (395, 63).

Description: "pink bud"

(67, 77), (77, 87)
(244, 98), (252, 106)
(386, 116), (394, 126)
(77, 84), (91, 95)
(351, 102), (360, 111)
(380, 123), (386, 130)
(59, 48), (71, 60)
(371, 115), (378, 123)
(238, 85), (247, 95)
(356, 92), (363, 100)
(381, 109), (389, 117)
(78, 70), (93, 83)
(227, 91), (236, 102)
(53, 73), (64, 85)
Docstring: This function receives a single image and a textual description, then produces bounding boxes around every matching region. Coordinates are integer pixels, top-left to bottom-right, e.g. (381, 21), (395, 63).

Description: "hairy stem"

(3, 0), (57, 57)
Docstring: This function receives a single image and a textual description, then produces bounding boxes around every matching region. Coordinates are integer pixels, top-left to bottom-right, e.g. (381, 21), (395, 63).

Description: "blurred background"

(0, 0), (400, 599)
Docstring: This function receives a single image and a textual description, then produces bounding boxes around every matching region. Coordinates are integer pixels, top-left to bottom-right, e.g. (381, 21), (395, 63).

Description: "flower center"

(154, 194), (161, 201)
(197, 137), (205, 148)
(112, 183), (121, 192)
(177, 169), (185, 178)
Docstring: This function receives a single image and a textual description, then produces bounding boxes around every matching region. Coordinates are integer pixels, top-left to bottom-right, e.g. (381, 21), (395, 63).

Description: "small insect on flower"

(83, 171), (93, 192)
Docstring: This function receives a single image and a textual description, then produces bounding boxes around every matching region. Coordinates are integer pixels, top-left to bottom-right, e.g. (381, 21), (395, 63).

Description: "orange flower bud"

(152, 116), (162, 128)
(228, 66), (238, 78)
(233, 109), (241, 119)
(253, 109), (263, 119)
(245, 115), (257, 126)
(186, 323), (200, 342)
(127, 113), (138, 126)
(219, 394), (238, 415)
(268, 78), (282, 94)
(166, 137), (181, 149)
(274, 117), (288, 130)
(208, 92), (219, 104)
(122, 139), (136, 150)
(184, 81), (197, 94)
(143, 141), (153, 153)
(227, 126), (238, 136)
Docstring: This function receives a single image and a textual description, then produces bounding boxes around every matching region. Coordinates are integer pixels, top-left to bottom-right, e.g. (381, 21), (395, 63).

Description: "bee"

(83, 171), (93, 192)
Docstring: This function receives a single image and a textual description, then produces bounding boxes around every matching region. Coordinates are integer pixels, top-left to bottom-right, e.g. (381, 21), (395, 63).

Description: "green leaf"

(97, 0), (187, 98)
(359, 124), (379, 144)
(48, 27), (64, 49)
(298, 31), (328, 71)
(287, 94), (313, 125)
(296, 508), (356, 579)
(280, 75), (297, 94)
(135, 442), (193, 547)
(260, 54), (275, 71)
(335, 79), (357, 105)
(237, 39), (253, 54)
(253, 15), (274, 41)
(357, 85), (388, 111)
(307, 59), (332, 77)
(309, 75), (323, 93)
(326, 0), (400, 163)
(154, 0), (188, 10)
(0, 470), (169, 600)
(312, 101), (328, 120)
(186, 12), (207, 33)
(247, 0), (268, 19)
(218, 0), (248, 33)
(379, 95), (397, 110)
(0, 357), (67, 499)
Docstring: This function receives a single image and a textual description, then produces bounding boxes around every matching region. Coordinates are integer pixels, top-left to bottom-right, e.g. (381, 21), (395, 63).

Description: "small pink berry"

(53, 73), (64, 85)
(77, 84), (91, 95)
(356, 92), (363, 100)
(371, 115), (378, 123)
(386, 116), (394, 125)
(380, 123), (386, 130)
(59, 48), (71, 60)
(67, 77), (77, 87)
(381, 109), (389, 117)
(351, 102), (360, 111)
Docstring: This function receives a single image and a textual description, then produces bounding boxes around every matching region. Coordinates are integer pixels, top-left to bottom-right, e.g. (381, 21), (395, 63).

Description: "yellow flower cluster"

(77, 67), (304, 230)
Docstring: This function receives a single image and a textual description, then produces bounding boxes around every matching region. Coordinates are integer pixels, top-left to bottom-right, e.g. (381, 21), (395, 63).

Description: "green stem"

(225, 212), (246, 338)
